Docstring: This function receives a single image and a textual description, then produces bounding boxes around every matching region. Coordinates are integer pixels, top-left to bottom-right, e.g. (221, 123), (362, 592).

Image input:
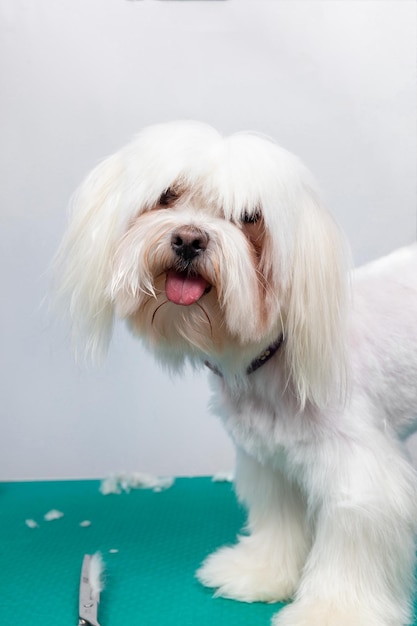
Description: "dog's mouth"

(165, 269), (211, 306)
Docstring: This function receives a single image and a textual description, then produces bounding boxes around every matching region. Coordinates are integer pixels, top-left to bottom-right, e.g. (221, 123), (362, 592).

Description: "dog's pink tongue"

(165, 270), (209, 306)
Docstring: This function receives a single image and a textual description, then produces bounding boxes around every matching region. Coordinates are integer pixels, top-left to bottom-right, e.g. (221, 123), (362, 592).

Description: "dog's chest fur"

(209, 359), (334, 472)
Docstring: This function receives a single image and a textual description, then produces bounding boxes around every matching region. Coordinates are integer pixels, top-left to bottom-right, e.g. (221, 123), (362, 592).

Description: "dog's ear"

(53, 152), (126, 361)
(285, 193), (349, 410)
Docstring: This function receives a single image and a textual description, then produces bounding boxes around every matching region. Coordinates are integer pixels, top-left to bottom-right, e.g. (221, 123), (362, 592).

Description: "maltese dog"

(56, 121), (417, 625)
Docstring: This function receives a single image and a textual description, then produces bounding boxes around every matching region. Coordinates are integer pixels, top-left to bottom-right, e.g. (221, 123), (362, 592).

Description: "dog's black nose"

(171, 227), (209, 261)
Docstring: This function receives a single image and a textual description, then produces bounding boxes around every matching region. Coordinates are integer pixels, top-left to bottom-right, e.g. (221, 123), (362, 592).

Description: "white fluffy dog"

(56, 121), (417, 625)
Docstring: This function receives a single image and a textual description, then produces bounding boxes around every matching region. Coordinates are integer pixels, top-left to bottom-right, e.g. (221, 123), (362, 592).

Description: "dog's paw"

(196, 541), (298, 602)
(272, 601), (395, 626)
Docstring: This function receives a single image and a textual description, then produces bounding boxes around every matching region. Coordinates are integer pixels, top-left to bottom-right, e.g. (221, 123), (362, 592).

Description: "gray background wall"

(1, 0), (416, 480)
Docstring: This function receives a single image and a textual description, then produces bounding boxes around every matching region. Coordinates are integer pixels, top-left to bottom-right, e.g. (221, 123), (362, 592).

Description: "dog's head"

(56, 121), (348, 407)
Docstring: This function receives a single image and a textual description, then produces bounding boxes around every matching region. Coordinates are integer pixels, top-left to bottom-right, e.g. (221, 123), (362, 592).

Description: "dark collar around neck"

(204, 334), (284, 378)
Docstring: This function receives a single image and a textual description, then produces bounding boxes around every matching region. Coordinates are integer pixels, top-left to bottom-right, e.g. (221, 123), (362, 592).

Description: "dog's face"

(112, 188), (275, 357)
(57, 121), (348, 405)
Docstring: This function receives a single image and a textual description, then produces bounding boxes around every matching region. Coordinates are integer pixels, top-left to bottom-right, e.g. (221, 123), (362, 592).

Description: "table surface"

(0, 477), (283, 625)
(0, 477), (415, 625)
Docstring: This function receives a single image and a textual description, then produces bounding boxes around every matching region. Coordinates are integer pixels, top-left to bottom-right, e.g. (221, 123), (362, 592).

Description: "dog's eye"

(159, 188), (178, 206)
(242, 210), (261, 225)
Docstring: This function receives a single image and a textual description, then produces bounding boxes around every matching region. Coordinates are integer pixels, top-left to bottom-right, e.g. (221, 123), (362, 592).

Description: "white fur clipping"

(212, 471), (234, 483)
(88, 552), (105, 601)
(25, 519), (39, 529)
(44, 509), (64, 521)
(25, 511), (64, 528)
(100, 472), (174, 494)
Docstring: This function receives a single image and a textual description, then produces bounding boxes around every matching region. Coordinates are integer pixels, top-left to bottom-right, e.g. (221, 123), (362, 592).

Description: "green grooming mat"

(0, 478), (415, 625)
(0, 478), (281, 625)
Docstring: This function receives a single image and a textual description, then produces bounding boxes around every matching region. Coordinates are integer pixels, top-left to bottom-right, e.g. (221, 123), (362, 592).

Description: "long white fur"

(88, 552), (104, 601)
(55, 121), (417, 626)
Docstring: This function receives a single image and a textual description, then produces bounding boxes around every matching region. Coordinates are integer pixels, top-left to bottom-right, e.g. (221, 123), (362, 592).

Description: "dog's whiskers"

(151, 299), (169, 326)
(194, 302), (214, 339)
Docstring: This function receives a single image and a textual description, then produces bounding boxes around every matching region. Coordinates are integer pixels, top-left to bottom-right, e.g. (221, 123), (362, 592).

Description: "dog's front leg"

(274, 431), (417, 626)
(197, 449), (311, 602)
